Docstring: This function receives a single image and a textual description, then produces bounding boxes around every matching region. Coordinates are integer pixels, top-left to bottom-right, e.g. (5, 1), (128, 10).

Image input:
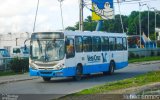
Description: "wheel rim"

(76, 68), (81, 75)
(75, 66), (82, 80)
(110, 62), (114, 73)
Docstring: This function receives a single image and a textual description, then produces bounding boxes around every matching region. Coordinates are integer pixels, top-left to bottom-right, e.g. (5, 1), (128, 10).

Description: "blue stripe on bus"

(115, 62), (128, 70)
(83, 63), (109, 74)
(29, 61), (128, 77)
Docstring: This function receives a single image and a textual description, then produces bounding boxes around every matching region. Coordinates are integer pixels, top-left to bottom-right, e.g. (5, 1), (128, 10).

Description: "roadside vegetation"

(0, 57), (29, 76)
(66, 11), (160, 42)
(129, 56), (160, 63)
(0, 71), (17, 76)
(8, 57), (29, 73)
(56, 53), (160, 99)
(78, 71), (160, 94)
(58, 71), (160, 100)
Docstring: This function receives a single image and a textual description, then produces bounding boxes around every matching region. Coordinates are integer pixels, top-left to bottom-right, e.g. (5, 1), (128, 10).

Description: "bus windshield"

(31, 39), (65, 62)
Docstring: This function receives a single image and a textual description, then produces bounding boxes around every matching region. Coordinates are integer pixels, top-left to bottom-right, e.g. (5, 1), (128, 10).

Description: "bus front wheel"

(43, 77), (51, 81)
(73, 65), (83, 81)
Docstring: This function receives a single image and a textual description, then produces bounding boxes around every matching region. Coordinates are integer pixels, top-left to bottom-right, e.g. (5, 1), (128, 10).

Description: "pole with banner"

(92, 0), (114, 21)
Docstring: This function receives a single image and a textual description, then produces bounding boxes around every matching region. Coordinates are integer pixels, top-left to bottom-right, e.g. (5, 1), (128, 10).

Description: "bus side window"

(123, 37), (127, 50)
(83, 36), (92, 52)
(66, 38), (75, 59)
(75, 36), (83, 52)
(92, 36), (101, 52)
(116, 37), (123, 50)
(101, 37), (109, 51)
(109, 37), (116, 51)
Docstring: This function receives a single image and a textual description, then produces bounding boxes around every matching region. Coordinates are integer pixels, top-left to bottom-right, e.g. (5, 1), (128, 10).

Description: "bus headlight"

(30, 63), (37, 70)
(54, 63), (64, 70)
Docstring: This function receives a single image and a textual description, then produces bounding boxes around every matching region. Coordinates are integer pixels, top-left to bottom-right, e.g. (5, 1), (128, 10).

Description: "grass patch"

(77, 71), (160, 94)
(129, 56), (160, 63)
(57, 71), (160, 100)
(0, 71), (21, 76)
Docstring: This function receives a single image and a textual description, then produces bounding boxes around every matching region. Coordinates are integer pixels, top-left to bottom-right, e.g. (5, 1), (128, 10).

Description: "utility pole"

(139, 2), (146, 48)
(58, 0), (64, 30)
(117, 0), (124, 33)
(155, 10), (157, 40)
(147, 5), (150, 38)
(154, 11), (159, 40)
(33, 0), (40, 32)
(139, 2), (142, 48)
(150, 7), (157, 41)
(79, 0), (83, 31)
(16, 38), (18, 46)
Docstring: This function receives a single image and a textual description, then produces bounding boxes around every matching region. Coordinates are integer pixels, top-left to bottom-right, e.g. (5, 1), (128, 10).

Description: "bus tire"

(43, 77), (51, 81)
(108, 61), (115, 75)
(73, 65), (83, 81)
(103, 61), (115, 75)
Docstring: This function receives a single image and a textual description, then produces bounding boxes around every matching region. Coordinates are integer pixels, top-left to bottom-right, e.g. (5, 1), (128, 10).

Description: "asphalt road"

(0, 62), (160, 100)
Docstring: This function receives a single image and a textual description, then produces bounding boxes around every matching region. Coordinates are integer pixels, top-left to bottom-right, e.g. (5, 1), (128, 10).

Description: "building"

(0, 32), (30, 55)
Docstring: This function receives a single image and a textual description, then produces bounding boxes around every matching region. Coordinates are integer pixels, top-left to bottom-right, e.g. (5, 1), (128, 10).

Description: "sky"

(0, 0), (159, 34)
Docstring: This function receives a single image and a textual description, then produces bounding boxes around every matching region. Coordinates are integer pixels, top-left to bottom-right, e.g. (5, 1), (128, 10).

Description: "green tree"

(65, 26), (76, 31)
(128, 11), (139, 35)
(65, 11), (160, 39)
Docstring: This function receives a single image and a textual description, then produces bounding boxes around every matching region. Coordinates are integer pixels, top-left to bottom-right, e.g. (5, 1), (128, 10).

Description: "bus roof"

(32, 31), (127, 37)
(63, 31), (127, 37)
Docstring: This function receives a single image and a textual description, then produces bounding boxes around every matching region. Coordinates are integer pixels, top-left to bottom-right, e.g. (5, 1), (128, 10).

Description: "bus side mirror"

(24, 38), (30, 50)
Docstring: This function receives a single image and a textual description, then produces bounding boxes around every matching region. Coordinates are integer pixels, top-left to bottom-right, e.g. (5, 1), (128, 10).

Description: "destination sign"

(31, 32), (64, 39)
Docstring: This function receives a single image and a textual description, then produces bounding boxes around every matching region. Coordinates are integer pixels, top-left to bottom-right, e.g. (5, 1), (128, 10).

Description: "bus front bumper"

(29, 67), (75, 77)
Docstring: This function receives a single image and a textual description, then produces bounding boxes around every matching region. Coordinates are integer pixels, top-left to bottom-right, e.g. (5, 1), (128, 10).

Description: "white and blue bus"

(29, 31), (128, 81)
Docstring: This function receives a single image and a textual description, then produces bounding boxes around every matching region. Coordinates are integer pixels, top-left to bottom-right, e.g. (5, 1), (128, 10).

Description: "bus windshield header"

(31, 32), (64, 40)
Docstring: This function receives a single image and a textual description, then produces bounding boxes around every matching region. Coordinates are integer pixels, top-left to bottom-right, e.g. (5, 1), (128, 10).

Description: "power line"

(58, 0), (64, 31)
(83, 0), (158, 5)
(115, 0), (158, 4)
(33, 0), (39, 32)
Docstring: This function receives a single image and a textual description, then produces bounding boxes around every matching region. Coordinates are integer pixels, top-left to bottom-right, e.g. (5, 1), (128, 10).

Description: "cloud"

(0, 0), (36, 17)
(0, 0), (159, 33)
(0, 0), (81, 33)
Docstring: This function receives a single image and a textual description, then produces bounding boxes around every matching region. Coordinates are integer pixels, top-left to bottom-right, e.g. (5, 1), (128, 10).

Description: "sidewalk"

(132, 60), (160, 64)
(0, 73), (39, 84)
(129, 60), (160, 67)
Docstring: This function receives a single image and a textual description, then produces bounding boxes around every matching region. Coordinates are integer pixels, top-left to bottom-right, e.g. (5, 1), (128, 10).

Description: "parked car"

(12, 46), (29, 57)
(0, 49), (10, 57)
(0, 49), (10, 70)
(0, 53), (3, 67)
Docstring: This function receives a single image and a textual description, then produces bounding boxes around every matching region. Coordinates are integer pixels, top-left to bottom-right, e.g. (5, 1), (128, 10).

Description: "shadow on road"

(40, 71), (144, 83)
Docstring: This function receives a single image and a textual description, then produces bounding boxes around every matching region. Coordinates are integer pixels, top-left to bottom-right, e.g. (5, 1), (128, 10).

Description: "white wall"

(0, 32), (30, 54)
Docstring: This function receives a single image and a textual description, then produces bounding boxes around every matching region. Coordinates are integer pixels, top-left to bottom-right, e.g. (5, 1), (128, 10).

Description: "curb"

(0, 77), (39, 85)
(130, 60), (160, 66)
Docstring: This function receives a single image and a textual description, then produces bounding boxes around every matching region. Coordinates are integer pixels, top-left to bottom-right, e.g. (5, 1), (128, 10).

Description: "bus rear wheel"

(108, 61), (115, 75)
(73, 65), (82, 81)
(103, 61), (115, 75)
(43, 77), (51, 81)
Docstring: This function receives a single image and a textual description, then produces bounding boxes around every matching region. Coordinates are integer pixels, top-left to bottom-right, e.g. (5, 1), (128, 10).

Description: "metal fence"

(129, 48), (160, 58)
(0, 57), (28, 72)
(0, 48), (160, 71)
